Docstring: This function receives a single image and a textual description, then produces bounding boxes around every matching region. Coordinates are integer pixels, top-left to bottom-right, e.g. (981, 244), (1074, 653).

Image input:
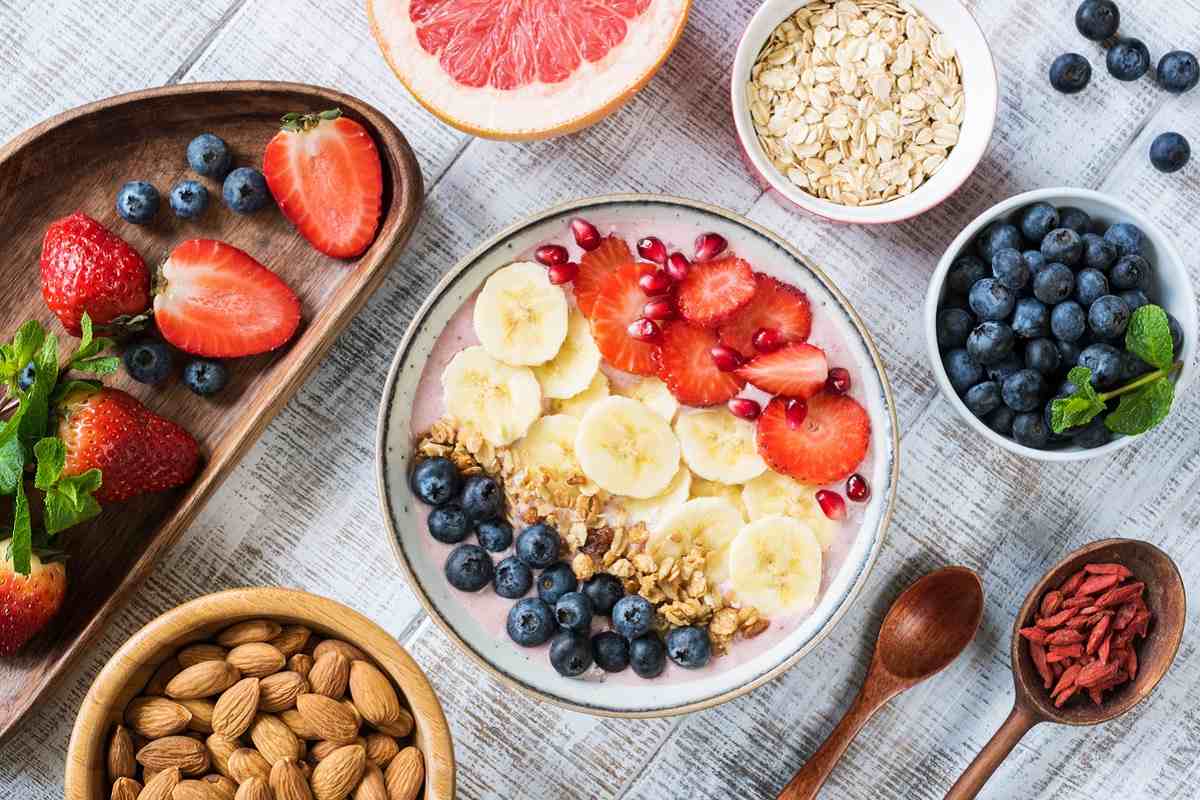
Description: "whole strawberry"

(40, 212), (150, 336)
(57, 387), (200, 503)
(0, 541), (67, 656)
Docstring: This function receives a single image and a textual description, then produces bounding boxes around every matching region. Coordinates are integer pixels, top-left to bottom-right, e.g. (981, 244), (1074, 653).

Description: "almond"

(259, 671), (308, 713)
(383, 747), (423, 800)
(179, 699), (216, 734)
(227, 642), (287, 678)
(125, 697), (194, 739)
(167, 661), (242, 700)
(310, 738), (365, 763)
(145, 658), (183, 696)
(362, 735), (399, 769)
(296, 694), (359, 745)
(108, 723), (137, 780)
(172, 780), (220, 800)
(311, 744), (366, 800)
(228, 748), (272, 783)
(250, 714), (303, 764)
(138, 767), (182, 800)
(312, 640), (366, 664)
(288, 654), (314, 680)
(201, 775), (239, 800)
(233, 777), (274, 800)
(178, 644), (229, 668)
(217, 620), (283, 648)
(138, 736), (211, 776)
(370, 709), (412, 740)
(347, 663), (402, 731)
(269, 757), (314, 800)
(353, 764), (387, 800)
(308, 652), (350, 699)
(110, 776), (142, 800)
(205, 734), (240, 778)
(212, 678), (261, 738)
(269, 625), (312, 658)
(279, 708), (321, 740)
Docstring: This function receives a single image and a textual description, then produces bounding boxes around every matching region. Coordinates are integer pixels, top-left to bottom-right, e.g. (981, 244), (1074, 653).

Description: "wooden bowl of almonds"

(63, 588), (454, 800)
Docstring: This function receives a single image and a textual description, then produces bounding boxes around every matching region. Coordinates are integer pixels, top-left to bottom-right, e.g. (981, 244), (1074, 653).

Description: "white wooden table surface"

(2, 1), (1199, 797)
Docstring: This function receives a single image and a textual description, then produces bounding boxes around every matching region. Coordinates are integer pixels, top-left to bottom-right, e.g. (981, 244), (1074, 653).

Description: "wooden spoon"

(945, 538), (1185, 799)
(778, 566), (984, 800)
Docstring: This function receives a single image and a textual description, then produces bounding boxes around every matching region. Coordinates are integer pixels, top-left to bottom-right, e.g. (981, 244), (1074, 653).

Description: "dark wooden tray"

(0, 80), (422, 740)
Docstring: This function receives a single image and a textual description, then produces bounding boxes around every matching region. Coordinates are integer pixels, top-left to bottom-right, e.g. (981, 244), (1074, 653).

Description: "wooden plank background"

(2, 0), (1199, 797)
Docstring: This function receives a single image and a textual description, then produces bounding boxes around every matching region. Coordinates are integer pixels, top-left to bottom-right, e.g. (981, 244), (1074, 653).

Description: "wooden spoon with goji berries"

(945, 538), (1185, 800)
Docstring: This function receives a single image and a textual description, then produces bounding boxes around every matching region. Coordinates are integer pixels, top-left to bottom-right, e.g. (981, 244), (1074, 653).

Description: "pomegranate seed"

(547, 262), (579, 285)
(827, 367), (851, 394)
(571, 218), (601, 251)
(534, 244), (569, 266)
(846, 473), (870, 502)
(785, 398), (808, 430)
(665, 252), (690, 282)
(752, 327), (784, 353)
(816, 490), (847, 520)
(638, 270), (673, 296)
(643, 298), (676, 321)
(627, 318), (661, 343)
(637, 236), (667, 264)
(694, 232), (727, 261)
(710, 345), (743, 372)
(727, 397), (761, 420)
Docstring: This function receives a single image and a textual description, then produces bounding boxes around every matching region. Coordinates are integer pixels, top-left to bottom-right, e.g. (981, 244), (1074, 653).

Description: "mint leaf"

(0, 433), (23, 495)
(1050, 367), (1106, 433)
(70, 313), (117, 370)
(33, 437), (102, 536)
(10, 479), (31, 574)
(33, 438), (65, 491)
(1126, 305), (1173, 371)
(1106, 376), (1174, 435)
(71, 355), (119, 376)
(16, 331), (60, 447)
(1, 320), (45, 396)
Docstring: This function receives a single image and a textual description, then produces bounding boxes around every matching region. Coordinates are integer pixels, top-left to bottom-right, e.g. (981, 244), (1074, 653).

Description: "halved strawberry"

(574, 236), (647, 318)
(263, 109), (383, 259)
(675, 256), (756, 327)
(154, 239), (301, 358)
(718, 273), (813, 354)
(737, 343), (829, 398)
(656, 323), (745, 406)
(590, 262), (661, 376)
(756, 394), (870, 485)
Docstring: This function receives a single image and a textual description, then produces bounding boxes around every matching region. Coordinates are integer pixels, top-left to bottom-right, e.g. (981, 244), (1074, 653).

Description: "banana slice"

(675, 408), (767, 484)
(617, 376), (678, 422)
(512, 415), (599, 496)
(473, 262), (569, 366)
(647, 497), (745, 584)
(552, 371), (610, 418)
(742, 471), (838, 549)
(441, 346), (541, 446)
(533, 309), (601, 399)
(689, 475), (748, 522)
(729, 515), (823, 615)
(620, 464), (692, 530)
(575, 396), (680, 499)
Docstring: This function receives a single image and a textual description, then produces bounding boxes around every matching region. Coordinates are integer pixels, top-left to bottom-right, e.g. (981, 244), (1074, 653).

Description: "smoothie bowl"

(376, 195), (898, 716)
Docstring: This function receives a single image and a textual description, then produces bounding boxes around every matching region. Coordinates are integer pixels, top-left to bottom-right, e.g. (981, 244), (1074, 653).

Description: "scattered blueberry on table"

(186, 133), (233, 178)
(1157, 51), (1199, 94)
(1107, 38), (1151, 81)
(182, 358), (229, 396)
(222, 166), (270, 214)
(1075, 0), (1119, 41)
(1149, 132), (1190, 174)
(122, 339), (172, 384)
(116, 180), (160, 224)
(1049, 53), (1092, 94)
(169, 179), (209, 219)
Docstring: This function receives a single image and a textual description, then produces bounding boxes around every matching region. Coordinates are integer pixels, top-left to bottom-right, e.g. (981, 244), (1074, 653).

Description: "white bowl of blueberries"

(925, 188), (1197, 460)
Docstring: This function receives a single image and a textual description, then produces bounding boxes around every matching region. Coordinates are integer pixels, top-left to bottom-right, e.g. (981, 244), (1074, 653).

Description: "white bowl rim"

(730, 0), (999, 225)
(924, 186), (1199, 462)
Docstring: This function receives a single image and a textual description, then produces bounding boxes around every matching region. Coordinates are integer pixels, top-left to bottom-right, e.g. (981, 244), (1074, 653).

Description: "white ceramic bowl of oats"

(731, 0), (998, 224)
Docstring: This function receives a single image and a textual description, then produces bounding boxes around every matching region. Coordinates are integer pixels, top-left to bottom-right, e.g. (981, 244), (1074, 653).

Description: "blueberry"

(116, 181), (160, 224)
(936, 308), (975, 350)
(1118, 289), (1150, 311)
(475, 519), (514, 552)
(666, 626), (712, 669)
(411, 457), (461, 506)
(1025, 338), (1062, 376)
(944, 349), (985, 394)
(554, 592), (593, 632)
(1074, 417), (1113, 448)
(181, 359), (228, 396)
(963, 381), (1002, 417)
(987, 353), (1024, 384)
(1157, 51), (1200, 94)
(1055, 339), (1081, 367)
(444, 544), (493, 592)
(1012, 412), (1050, 449)
(1150, 132), (1191, 174)
(1050, 301), (1087, 342)
(1058, 208), (1092, 235)
(1011, 298), (1050, 339)
(460, 475), (503, 521)
(122, 340), (172, 384)
(967, 321), (1015, 366)
(169, 180), (209, 219)
(1023, 250), (1048, 275)
(969, 278), (1015, 321)
(1041, 229), (1083, 266)
(592, 631), (630, 672)
(515, 524), (561, 569)
(222, 167), (270, 214)
(548, 630), (593, 676)
(1049, 53), (1092, 94)
(628, 634), (667, 679)
(1075, 269), (1109, 308)
(1088, 295), (1131, 340)
(16, 362), (35, 391)
(1120, 351), (1154, 382)
(494, 557), (533, 599)
(1107, 38), (1151, 81)
(186, 133), (233, 178)
(583, 574), (625, 616)
(978, 223), (1024, 264)
(1104, 223), (1144, 257)
(1020, 203), (1060, 243)
(1110, 255), (1150, 291)
(1078, 343), (1123, 388)
(1075, 0), (1119, 40)
(612, 595), (655, 640)
(1167, 313), (1184, 355)
(536, 562), (578, 604)
(1032, 263), (1075, 305)
(991, 248), (1030, 291)
(1002, 369), (1046, 412)
(1082, 233), (1118, 272)
(427, 505), (471, 544)
(506, 598), (557, 646)
(984, 406), (1016, 435)
(947, 256), (989, 295)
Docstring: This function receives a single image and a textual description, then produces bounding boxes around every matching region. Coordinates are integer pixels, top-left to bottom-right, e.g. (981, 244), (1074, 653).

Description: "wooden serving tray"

(0, 80), (422, 741)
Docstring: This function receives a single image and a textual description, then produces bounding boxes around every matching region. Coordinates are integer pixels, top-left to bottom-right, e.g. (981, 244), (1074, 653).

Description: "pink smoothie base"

(408, 222), (877, 685)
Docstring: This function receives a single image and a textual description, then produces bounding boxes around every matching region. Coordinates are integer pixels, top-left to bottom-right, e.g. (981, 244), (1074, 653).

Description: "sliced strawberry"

(737, 343), (829, 398)
(574, 236), (642, 317)
(154, 239), (301, 358)
(675, 256), (756, 328)
(718, 273), (813, 354)
(590, 262), (661, 376)
(756, 394), (870, 486)
(263, 109), (383, 259)
(656, 323), (745, 406)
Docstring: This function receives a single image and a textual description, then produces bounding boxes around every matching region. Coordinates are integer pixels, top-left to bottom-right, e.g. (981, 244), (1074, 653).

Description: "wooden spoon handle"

(777, 688), (888, 800)
(944, 704), (1039, 800)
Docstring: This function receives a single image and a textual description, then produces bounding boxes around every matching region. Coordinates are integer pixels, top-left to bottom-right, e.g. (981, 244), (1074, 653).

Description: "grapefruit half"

(367, 0), (692, 140)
